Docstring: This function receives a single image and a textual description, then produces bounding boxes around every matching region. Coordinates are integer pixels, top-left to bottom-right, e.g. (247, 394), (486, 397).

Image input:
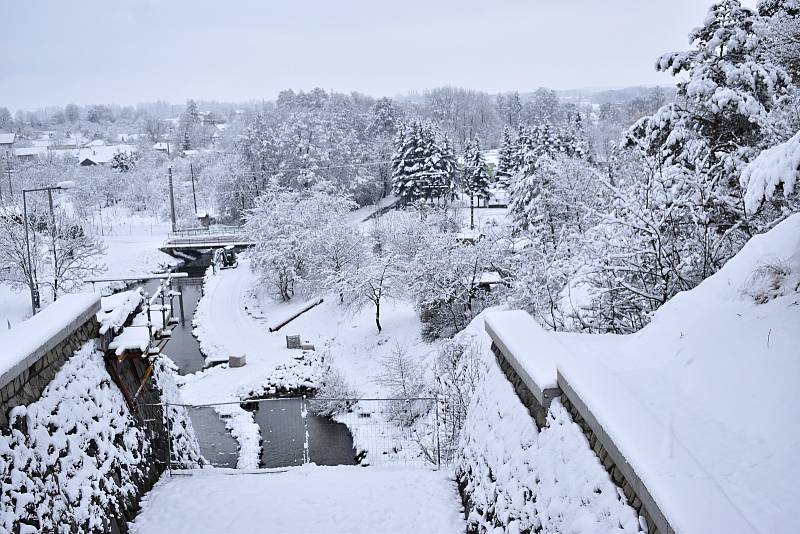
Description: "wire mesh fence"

(167, 396), (454, 471)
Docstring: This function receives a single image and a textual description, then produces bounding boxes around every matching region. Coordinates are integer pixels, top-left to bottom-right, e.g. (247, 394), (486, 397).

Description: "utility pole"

(5, 161), (12, 198)
(470, 194), (475, 230)
(167, 166), (177, 232)
(22, 191), (37, 315)
(47, 189), (58, 298)
(190, 163), (197, 214)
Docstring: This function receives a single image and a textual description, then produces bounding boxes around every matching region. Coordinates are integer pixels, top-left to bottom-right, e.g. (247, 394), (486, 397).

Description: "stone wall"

(0, 298), (100, 428)
(0, 296), (180, 533)
(488, 325), (673, 534)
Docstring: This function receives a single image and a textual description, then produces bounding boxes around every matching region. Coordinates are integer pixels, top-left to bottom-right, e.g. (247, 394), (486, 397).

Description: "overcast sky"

(0, 0), (758, 111)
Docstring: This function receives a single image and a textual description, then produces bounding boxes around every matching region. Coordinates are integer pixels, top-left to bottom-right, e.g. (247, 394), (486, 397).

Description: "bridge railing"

(169, 225), (244, 238)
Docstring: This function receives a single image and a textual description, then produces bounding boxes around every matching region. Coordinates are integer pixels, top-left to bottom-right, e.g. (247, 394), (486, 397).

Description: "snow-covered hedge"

(455, 315), (643, 534)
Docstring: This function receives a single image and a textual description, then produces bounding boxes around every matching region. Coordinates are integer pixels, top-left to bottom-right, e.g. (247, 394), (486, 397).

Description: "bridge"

(160, 226), (256, 261)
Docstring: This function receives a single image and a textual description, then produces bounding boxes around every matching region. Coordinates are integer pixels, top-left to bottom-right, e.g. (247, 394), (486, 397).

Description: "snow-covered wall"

(0, 294), (203, 533)
(455, 315), (644, 534)
(0, 294), (101, 428)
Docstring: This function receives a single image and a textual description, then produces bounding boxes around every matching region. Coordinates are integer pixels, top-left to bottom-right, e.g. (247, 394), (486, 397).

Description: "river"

(142, 264), (355, 469)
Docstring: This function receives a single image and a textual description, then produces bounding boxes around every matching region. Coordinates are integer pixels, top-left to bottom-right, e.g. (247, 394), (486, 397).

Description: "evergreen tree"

(462, 137), (491, 202)
(626, 0), (793, 268)
(495, 127), (515, 189)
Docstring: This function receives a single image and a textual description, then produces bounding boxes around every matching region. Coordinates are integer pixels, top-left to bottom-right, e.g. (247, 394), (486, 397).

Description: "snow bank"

(0, 293), (99, 383)
(0, 343), (151, 532)
(151, 355), (204, 470)
(554, 213), (800, 533)
(457, 313), (642, 534)
(130, 465), (464, 534)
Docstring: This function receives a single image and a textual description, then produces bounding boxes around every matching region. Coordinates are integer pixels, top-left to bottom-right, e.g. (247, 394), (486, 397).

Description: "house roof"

(77, 144), (136, 165)
(0, 133), (15, 145)
(14, 146), (48, 157)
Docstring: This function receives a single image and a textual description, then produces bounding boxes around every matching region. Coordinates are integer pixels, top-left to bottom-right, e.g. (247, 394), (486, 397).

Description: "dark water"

(143, 264), (355, 469)
(253, 398), (356, 468)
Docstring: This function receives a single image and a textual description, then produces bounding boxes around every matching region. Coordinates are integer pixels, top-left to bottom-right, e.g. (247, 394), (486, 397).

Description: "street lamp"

(22, 181), (74, 314)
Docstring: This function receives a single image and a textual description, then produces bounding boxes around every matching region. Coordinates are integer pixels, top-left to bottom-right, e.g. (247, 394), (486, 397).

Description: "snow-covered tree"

(495, 127), (516, 189)
(391, 122), (456, 205)
(246, 190), (358, 302)
(462, 137), (491, 207)
(626, 0), (793, 244)
(740, 129), (800, 213)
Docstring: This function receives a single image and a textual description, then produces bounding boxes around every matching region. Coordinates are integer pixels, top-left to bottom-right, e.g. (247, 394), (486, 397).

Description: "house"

(0, 132), (16, 148)
(153, 142), (173, 153)
(77, 144), (136, 166)
(14, 146), (49, 161)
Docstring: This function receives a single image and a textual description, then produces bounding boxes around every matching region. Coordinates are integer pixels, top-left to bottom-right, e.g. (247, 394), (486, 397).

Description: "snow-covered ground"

(181, 257), (437, 466)
(130, 466), (464, 534)
(184, 258), (431, 403)
(542, 214), (800, 533)
(0, 283), (31, 328)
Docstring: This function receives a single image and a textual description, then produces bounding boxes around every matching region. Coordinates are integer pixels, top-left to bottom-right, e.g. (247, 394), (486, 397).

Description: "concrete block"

(229, 354), (246, 368)
(286, 335), (301, 349)
(300, 343), (315, 351)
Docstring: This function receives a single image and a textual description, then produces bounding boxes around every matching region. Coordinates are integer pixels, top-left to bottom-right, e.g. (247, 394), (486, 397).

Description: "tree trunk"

(375, 300), (382, 333)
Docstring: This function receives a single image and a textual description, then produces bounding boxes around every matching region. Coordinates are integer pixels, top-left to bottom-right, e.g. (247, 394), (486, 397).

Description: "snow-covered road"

(130, 466), (465, 534)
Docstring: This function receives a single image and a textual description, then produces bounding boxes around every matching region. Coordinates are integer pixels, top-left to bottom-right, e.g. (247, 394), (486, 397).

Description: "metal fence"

(167, 397), (453, 471)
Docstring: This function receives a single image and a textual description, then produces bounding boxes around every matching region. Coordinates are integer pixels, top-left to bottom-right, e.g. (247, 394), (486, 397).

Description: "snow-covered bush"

(311, 368), (362, 417)
(376, 344), (429, 426)
(433, 334), (486, 463)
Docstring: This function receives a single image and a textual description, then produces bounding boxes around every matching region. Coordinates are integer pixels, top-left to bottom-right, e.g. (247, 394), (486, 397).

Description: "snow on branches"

(741, 129), (800, 213)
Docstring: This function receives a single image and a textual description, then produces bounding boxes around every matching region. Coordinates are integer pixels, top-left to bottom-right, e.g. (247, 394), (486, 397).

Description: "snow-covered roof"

(0, 132), (16, 145)
(77, 144), (136, 165)
(14, 146), (49, 157)
(84, 139), (106, 147)
(153, 142), (173, 151)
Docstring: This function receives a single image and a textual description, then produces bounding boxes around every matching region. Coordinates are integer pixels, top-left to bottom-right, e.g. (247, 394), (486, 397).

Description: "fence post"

(165, 401), (172, 476)
(434, 395), (441, 468)
(301, 395), (310, 465)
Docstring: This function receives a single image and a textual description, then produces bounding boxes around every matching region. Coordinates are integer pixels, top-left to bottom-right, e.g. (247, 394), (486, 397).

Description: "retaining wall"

(487, 317), (673, 534)
(0, 294), (101, 427)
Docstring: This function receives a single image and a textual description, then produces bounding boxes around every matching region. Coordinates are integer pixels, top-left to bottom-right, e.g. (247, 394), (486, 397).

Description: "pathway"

(130, 466), (465, 534)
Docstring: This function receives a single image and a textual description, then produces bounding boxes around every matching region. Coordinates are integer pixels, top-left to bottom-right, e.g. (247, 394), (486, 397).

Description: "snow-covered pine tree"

(625, 0), (793, 267)
(463, 137), (491, 204)
(431, 132), (457, 203)
(495, 127), (516, 189)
